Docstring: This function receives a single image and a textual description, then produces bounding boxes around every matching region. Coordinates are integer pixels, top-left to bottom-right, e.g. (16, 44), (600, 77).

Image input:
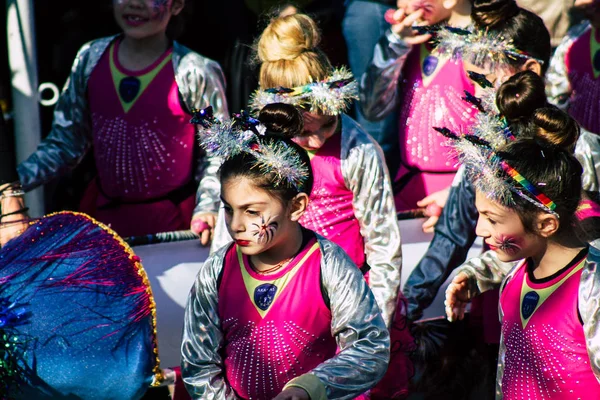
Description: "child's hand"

(190, 212), (217, 246)
(385, 6), (431, 45)
(444, 272), (472, 322)
(272, 387), (310, 400)
(417, 187), (449, 233)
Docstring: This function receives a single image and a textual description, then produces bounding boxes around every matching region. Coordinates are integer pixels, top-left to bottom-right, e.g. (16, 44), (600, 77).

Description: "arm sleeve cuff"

(283, 374), (327, 400)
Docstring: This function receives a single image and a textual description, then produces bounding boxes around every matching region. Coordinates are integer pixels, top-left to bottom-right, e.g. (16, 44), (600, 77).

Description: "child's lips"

(235, 239), (251, 246)
(123, 14), (149, 26)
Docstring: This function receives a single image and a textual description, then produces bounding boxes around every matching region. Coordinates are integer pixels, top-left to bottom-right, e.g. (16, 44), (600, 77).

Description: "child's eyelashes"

(246, 210), (260, 216)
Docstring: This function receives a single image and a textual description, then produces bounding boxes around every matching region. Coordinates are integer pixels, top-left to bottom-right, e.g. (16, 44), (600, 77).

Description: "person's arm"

(342, 126), (402, 328)
(180, 248), (239, 399)
(545, 22), (590, 110)
(283, 239), (390, 400)
(579, 241), (600, 383)
(176, 48), (229, 242)
(17, 42), (95, 191)
(359, 29), (411, 121)
(402, 168), (479, 321)
(574, 128), (600, 193)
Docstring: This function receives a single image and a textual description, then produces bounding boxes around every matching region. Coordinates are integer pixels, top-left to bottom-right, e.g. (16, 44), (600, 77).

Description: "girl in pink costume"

(181, 115), (389, 400)
(444, 112), (600, 398)
(547, 0), (600, 135)
(17, 0), (228, 238)
(361, 0), (477, 213)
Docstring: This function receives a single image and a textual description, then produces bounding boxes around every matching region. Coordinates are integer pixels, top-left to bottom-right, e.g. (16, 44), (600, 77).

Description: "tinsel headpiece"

(433, 25), (545, 71)
(249, 67), (358, 115)
(436, 76), (558, 217)
(191, 107), (310, 191)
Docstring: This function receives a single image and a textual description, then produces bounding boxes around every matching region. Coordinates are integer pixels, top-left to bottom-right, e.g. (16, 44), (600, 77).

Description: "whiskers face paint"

(252, 214), (279, 245)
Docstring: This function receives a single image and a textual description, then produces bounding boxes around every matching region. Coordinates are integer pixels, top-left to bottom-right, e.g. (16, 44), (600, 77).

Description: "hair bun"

(532, 106), (580, 151)
(257, 14), (321, 63)
(258, 103), (304, 138)
(472, 0), (520, 28)
(496, 70), (547, 123)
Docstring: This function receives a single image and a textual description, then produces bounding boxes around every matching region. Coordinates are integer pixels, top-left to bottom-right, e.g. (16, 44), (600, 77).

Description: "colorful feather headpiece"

(436, 76), (558, 217)
(191, 107), (310, 191)
(249, 67), (358, 115)
(433, 25), (545, 71)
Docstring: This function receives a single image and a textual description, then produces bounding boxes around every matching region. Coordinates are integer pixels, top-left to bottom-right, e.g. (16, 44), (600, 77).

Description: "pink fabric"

(565, 28), (600, 134)
(218, 239), (337, 400)
(576, 199), (600, 221)
(499, 255), (600, 399)
(299, 133), (366, 269)
(394, 45), (477, 211)
(84, 39), (196, 236)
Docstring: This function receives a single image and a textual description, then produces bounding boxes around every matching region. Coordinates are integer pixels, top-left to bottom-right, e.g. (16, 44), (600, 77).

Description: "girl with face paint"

(444, 115), (600, 399)
(16, 0), (229, 238)
(181, 113), (390, 400)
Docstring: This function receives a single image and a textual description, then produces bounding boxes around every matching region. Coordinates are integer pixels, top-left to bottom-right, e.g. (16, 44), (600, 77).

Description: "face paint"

(251, 214), (279, 245)
(495, 235), (522, 256)
(150, 0), (170, 20)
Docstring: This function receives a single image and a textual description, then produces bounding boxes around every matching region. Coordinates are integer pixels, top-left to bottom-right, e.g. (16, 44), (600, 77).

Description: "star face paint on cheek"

(150, 0), (170, 20)
(251, 214), (279, 245)
(496, 235), (522, 256)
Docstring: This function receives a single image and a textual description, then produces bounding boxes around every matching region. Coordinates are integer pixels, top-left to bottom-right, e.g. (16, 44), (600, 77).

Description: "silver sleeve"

(579, 241), (600, 384)
(175, 51), (229, 216)
(180, 248), (239, 399)
(575, 128), (600, 193)
(456, 250), (518, 297)
(17, 42), (94, 191)
(359, 30), (411, 121)
(545, 22), (590, 110)
(309, 238), (390, 399)
(342, 141), (402, 328)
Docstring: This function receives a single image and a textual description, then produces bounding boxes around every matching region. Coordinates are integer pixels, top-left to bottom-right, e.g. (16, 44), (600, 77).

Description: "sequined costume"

(454, 242), (600, 399)
(403, 127), (600, 321)
(360, 30), (477, 211)
(0, 211), (161, 399)
(17, 35), (228, 237)
(547, 22), (600, 134)
(211, 114), (402, 329)
(181, 233), (390, 400)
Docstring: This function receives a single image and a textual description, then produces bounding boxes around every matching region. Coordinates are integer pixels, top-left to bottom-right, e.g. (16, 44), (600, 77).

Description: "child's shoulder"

(172, 41), (224, 72)
(340, 114), (382, 150)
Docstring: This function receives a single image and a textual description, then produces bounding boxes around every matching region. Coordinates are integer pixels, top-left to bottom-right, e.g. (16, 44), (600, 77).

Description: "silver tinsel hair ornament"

(435, 77), (558, 217)
(190, 107), (310, 191)
(432, 25), (545, 71)
(249, 66), (359, 115)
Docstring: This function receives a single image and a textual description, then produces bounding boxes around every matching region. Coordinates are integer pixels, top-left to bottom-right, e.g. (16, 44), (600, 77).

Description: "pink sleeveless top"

(299, 133), (365, 269)
(499, 250), (600, 399)
(565, 27), (600, 134)
(88, 38), (195, 201)
(218, 238), (337, 400)
(395, 44), (477, 210)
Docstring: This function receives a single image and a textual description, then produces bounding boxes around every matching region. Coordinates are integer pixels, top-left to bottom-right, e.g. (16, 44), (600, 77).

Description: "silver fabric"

(339, 114), (402, 327)
(359, 29), (410, 121)
(181, 236), (390, 399)
(209, 115), (403, 328)
(457, 250), (518, 297)
(578, 241), (600, 385)
(575, 128), (600, 192)
(17, 35), (228, 215)
(545, 22), (591, 110)
(488, 244), (600, 399)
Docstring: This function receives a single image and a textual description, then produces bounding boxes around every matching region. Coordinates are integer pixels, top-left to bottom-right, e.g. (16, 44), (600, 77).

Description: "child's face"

(464, 62), (520, 97)
(221, 176), (295, 256)
(293, 112), (338, 151)
(113, 0), (182, 40)
(407, 0), (452, 25)
(475, 191), (545, 262)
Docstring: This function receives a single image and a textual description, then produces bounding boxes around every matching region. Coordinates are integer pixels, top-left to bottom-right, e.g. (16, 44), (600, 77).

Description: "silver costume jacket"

(181, 235), (390, 399)
(17, 35), (228, 215)
(210, 114), (403, 328)
(456, 242), (600, 399)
